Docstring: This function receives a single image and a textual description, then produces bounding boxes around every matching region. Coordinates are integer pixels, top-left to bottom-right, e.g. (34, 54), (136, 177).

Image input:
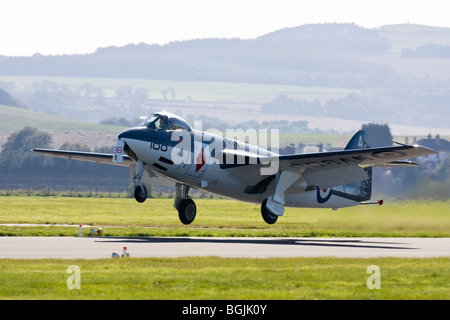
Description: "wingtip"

(31, 148), (47, 153)
(413, 144), (438, 155)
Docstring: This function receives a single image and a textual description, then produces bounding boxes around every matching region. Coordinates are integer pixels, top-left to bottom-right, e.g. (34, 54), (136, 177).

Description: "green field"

(0, 104), (124, 133)
(0, 75), (357, 102)
(0, 196), (448, 300)
(0, 257), (448, 300)
(0, 196), (449, 237)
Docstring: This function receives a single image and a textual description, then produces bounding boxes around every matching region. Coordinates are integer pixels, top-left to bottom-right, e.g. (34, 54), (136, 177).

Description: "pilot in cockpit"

(143, 112), (192, 132)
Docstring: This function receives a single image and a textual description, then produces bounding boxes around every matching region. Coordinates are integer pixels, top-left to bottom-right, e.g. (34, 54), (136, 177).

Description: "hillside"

(0, 88), (25, 108)
(1, 23), (450, 85)
(0, 105), (123, 150)
(0, 23), (449, 132)
(378, 24), (450, 54)
(0, 23), (406, 88)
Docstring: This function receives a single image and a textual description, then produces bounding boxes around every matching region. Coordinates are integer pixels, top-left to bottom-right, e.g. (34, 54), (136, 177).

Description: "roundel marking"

(371, 150), (406, 158)
(317, 188), (332, 203)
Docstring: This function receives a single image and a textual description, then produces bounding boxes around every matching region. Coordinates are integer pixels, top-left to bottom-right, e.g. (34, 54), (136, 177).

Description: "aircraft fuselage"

(118, 125), (357, 210)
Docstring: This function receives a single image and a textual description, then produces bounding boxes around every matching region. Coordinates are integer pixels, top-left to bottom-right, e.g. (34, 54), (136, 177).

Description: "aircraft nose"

(117, 127), (147, 141)
(117, 128), (132, 140)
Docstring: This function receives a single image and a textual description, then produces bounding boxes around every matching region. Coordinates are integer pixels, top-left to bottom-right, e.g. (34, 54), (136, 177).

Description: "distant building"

(296, 143), (324, 154)
(415, 135), (449, 169)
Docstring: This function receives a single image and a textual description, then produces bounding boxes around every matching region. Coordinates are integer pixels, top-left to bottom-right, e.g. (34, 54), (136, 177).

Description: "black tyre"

(134, 185), (147, 203)
(178, 199), (196, 225)
(261, 198), (278, 224)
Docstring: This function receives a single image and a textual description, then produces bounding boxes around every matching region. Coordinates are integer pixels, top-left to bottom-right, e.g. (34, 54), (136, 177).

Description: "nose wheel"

(134, 185), (147, 203)
(133, 160), (147, 203)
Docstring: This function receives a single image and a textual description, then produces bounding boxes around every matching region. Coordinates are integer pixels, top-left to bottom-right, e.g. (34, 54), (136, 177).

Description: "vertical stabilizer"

(334, 130), (372, 201)
(345, 130), (371, 150)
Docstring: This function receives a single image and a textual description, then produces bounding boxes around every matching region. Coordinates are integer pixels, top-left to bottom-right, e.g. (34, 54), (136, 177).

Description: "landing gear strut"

(133, 160), (147, 203)
(174, 183), (196, 225)
(260, 171), (301, 224)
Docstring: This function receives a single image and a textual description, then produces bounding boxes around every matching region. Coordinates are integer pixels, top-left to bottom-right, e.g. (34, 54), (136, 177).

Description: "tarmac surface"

(0, 236), (449, 259)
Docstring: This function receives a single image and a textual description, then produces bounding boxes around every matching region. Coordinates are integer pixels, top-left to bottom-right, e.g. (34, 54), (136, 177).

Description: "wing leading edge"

(31, 148), (134, 167)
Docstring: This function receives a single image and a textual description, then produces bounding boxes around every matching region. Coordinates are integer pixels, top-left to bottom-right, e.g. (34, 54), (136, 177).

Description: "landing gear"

(261, 198), (278, 224)
(174, 183), (197, 225)
(133, 160), (147, 203)
(178, 198), (196, 225)
(134, 185), (147, 203)
(260, 171), (301, 225)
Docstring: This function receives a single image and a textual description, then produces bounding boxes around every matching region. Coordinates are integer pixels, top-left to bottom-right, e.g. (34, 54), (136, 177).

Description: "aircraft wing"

(277, 144), (435, 189)
(31, 148), (134, 167)
(278, 144), (434, 167)
(223, 144), (436, 189)
(32, 148), (176, 187)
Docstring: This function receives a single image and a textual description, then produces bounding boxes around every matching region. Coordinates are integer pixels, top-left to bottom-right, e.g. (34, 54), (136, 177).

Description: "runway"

(0, 236), (449, 259)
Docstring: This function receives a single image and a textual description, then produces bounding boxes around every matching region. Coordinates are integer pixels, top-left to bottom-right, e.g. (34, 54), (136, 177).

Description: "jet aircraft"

(32, 111), (436, 225)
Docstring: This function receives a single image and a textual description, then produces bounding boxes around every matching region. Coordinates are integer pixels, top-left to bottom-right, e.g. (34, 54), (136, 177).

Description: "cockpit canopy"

(142, 111), (192, 132)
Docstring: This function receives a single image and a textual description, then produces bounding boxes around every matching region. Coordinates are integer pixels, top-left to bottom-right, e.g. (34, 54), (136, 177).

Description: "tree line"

(261, 90), (449, 128)
(402, 44), (450, 58)
(0, 127), (130, 194)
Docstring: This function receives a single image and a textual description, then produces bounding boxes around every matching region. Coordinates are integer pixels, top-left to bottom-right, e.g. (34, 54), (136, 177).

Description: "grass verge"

(0, 196), (449, 237)
(0, 257), (448, 300)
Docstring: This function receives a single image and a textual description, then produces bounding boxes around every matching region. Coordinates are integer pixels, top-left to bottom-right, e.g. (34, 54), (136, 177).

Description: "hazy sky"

(1, 0), (448, 56)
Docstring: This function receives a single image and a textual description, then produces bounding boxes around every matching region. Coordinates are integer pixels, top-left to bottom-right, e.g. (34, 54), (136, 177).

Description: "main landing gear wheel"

(261, 198), (278, 224)
(134, 185), (147, 203)
(178, 198), (196, 225)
